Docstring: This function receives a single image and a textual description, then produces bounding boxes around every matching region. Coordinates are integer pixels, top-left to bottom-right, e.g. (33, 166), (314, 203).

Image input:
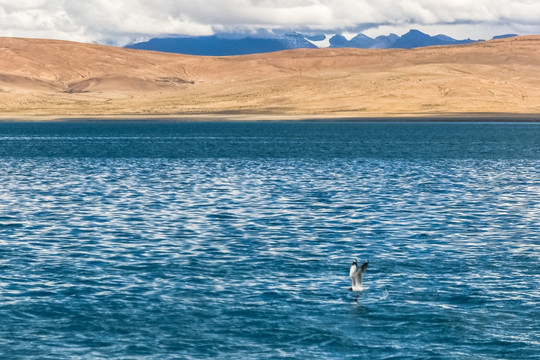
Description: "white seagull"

(349, 259), (369, 301)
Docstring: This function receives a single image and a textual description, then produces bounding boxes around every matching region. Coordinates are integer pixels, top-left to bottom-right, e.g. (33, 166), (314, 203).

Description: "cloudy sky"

(0, 0), (539, 45)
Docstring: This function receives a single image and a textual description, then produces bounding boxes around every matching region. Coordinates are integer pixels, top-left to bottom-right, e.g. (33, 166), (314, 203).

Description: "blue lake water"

(0, 121), (539, 359)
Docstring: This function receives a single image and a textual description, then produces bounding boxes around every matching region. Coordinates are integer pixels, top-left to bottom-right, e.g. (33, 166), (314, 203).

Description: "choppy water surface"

(0, 121), (539, 359)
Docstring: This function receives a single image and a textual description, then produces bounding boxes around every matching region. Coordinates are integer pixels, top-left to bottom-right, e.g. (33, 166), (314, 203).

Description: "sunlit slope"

(1, 36), (539, 117)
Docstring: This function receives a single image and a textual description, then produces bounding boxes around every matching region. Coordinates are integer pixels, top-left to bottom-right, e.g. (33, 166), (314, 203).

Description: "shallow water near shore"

(0, 121), (539, 359)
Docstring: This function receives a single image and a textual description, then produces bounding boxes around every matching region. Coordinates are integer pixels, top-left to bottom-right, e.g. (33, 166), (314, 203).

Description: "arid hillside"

(1, 36), (540, 118)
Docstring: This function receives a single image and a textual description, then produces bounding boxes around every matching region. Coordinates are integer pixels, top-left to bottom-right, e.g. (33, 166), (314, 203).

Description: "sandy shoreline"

(1, 112), (540, 122)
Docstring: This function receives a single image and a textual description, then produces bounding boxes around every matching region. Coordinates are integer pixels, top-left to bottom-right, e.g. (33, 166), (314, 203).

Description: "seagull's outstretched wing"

(350, 263), (358, 288)
(354, 260), (369, 287)
(360, 260), (369, 273)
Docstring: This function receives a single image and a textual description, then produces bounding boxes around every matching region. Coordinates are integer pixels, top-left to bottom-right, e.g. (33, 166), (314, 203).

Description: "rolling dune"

(1, 36), (540, 118)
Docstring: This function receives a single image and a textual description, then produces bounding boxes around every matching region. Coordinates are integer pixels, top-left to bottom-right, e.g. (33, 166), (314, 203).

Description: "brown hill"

(1, 36), (540, 118)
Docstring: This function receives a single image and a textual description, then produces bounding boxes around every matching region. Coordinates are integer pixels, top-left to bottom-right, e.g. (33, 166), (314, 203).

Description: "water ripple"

(0, 122), (539, 359)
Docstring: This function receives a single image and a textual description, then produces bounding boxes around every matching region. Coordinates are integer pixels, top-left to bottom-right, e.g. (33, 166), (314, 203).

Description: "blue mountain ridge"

(125, 29), (509, 56)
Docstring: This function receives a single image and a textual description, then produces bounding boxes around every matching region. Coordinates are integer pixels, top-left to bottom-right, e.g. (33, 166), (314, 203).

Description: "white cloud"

(0, 0), (539, 45)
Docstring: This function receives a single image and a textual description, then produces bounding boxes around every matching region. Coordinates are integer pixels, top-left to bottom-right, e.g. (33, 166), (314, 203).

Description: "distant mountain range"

(125, 30), (518, 56)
